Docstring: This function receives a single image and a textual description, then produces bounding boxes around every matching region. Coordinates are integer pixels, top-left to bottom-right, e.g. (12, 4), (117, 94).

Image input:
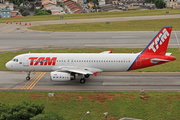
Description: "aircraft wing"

(68, 68), (93, 75)
(53, 66), (103, 76)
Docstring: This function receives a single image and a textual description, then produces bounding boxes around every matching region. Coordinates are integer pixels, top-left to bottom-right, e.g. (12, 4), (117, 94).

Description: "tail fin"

(142, 26), (172, 55)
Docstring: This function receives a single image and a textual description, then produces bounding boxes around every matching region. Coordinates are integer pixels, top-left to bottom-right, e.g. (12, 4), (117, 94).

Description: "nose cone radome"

(5, 61), (12, 70)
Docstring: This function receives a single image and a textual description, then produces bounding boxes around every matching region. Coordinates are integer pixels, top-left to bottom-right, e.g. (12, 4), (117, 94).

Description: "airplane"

(5, 26), (176, 84)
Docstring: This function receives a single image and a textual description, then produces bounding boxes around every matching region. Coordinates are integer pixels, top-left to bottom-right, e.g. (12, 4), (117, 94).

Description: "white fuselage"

(6, 53), (139, 72)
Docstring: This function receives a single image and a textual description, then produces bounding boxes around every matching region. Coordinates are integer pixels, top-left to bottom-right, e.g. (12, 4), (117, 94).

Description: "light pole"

(81, 111), (90, 120)
(104, 112), (108, 119)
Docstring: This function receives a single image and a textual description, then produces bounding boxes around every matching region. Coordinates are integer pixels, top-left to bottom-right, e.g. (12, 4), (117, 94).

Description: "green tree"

(0, 101), (44, 120)
(30, 113), (65, 120)
(18, 6), (26, 13)
(88, 0), (99, 7)
(155, 0), (166, 8)
(18, 6), (30, 16)
(34, 9), (51, 16)
(9, 0), (29, 6)
(145, 0), (156, 3)
(22, 10), (30, 16)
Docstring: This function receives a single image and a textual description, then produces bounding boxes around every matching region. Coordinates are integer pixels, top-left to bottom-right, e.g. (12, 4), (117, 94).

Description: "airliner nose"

(5, 61), (11, 69)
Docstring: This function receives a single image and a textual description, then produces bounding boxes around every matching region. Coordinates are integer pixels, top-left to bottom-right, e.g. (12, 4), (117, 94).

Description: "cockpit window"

(12, 59), (18, 62)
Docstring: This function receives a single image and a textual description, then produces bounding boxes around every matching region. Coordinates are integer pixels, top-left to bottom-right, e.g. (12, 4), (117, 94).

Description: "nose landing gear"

(26, 72), (31, 80)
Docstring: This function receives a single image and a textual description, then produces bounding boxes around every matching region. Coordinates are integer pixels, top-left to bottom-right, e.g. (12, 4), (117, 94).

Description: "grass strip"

(0, 9), (180, 23)
(1, 48), (179, 71)
(0, 91), (179, 120)
(29, 18), (180, 31)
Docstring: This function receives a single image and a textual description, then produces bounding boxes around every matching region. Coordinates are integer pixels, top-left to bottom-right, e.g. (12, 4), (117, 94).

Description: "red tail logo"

(148, 28), (170, 52)
(143, 26), (172, 55)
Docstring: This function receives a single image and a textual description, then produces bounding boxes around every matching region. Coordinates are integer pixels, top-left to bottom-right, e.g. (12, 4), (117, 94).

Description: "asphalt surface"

(0, 29), (180, 53)
(1, 15), (180, 92)
(1, 71), (180, 92)
(1, 14), (180, 52)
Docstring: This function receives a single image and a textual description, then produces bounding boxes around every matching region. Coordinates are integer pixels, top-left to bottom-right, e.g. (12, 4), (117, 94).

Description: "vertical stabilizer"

(128, 26), (175, 71)
(141, 26), (172, 55)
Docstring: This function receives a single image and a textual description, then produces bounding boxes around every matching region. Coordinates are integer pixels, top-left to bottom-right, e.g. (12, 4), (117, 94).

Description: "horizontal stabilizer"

(151, 58), (170, 63)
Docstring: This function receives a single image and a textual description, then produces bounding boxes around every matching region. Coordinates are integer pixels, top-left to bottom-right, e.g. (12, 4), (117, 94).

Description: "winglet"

(93, 71), (98, 76)
(100, 49), (113, 54)
(110, 49), (113, 53)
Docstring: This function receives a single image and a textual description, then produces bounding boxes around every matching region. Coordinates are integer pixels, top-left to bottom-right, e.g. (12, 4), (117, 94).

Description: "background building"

(0, 7), (11, 18)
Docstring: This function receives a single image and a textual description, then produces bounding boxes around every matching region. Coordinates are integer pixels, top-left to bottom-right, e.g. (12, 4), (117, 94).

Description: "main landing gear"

(85, 74), (90, 78)
(79, 74), (90, 84)
(80, 78), (86, 84)
(26, 72), (31, 81)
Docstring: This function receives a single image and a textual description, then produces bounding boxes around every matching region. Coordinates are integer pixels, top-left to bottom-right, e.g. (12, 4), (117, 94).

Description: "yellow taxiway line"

(21, 72), (39, 89)
(29, 72), (46, 89)
(21, 72), (45, 90)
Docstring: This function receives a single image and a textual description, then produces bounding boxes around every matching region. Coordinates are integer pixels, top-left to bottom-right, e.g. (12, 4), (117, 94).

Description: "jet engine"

(50, 72), (75, 81)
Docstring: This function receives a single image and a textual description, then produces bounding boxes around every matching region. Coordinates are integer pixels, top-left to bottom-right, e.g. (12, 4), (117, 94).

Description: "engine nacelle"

(50, 72), (71, 81)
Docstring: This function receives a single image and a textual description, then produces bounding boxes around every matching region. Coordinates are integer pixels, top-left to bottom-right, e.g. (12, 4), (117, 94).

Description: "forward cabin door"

(23, 56), (29, 66)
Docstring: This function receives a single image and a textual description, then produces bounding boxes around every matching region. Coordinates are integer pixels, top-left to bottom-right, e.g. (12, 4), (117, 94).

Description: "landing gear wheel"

(26, 76), (30, 81)
(80, 78), (86, 84)
(85, 74), (90, 78)
(26, 72), (31, 81)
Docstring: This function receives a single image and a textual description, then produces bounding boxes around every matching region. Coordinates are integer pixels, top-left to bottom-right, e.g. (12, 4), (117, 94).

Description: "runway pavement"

(0, 30), (180, 53)
(0, 14), (180, 53)
(0, 71), (180, 92)
(1, 14), (180, 33)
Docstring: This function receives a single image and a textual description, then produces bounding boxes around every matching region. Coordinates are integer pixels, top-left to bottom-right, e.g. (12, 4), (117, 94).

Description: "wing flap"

(68, 68), (93, 75)
(53, 66), (103, 76)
